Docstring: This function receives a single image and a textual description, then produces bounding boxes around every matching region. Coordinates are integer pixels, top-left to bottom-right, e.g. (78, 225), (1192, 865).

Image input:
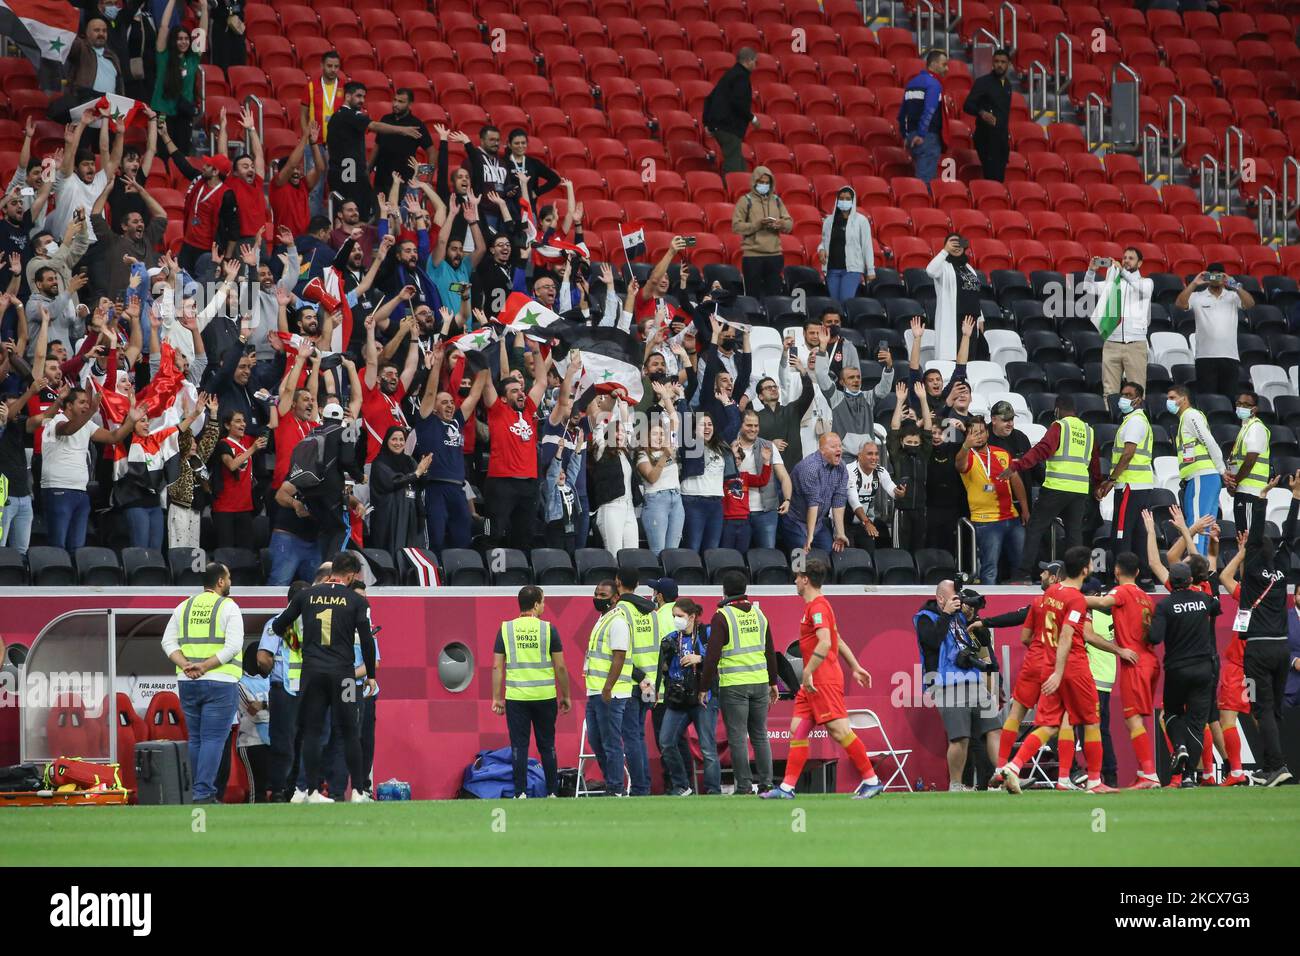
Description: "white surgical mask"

(44, 241), (58, 256)
(844, 387), (862, 397)
(673, 615), (689, 631)
(755, 182), (770, 195)
(1165, 399), (1179, 415)
(836, 199), (853, 212)
(1236, 406), (1252, 420)
(1117, 397), (1134, 414)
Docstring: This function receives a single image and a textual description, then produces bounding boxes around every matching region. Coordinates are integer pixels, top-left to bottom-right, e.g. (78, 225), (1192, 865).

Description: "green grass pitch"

(4, 789), (1298, 866)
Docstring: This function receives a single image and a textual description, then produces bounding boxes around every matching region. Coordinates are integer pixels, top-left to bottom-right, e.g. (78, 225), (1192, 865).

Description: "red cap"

(206, 154), (232, 177)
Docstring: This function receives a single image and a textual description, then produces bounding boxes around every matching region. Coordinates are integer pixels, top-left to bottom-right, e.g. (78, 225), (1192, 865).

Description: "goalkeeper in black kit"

(272, 551), (378, 803)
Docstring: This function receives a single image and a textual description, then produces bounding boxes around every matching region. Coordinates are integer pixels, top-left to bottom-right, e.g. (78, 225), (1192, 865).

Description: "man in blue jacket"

(898, 50), (950, 186)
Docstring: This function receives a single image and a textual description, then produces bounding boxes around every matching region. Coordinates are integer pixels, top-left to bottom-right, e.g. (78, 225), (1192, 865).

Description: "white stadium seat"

(984, 329), (1027, 368)
(1250, 364), (1293, 406)
(1150, 332), (1194, 370)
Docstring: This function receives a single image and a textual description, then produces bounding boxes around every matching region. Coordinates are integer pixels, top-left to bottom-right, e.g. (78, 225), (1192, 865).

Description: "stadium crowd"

(0, 6), (1298, 601)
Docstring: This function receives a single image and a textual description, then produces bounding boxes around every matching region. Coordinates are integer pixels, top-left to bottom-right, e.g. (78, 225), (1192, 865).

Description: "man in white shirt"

(47, 109), (121, 240)
(161, 563), (245, 803)
(1175, 263), (1256, 401)
(1085, 248), (1153, 400)
(38, 385), (140, 552)
(846, 440), (901, 551)
(583, 581), (632, 795)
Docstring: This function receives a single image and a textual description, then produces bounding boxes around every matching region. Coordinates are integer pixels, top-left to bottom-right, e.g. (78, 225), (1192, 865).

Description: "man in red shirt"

(481, 348), (552, 549)
(762, 557), (884, 799)
(995, 560), (1061, 769)
(271, 346), (318, 492)
(1085, 551), (1160, 787)
(360, 313), (418, 464)
(219, 106), (269, 247)
(270, 123), (324, 238)
(996, 546), (1135, 794)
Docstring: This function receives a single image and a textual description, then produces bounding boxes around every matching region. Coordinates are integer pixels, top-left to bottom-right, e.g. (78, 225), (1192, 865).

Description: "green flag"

(1090, 269), (1123, 341)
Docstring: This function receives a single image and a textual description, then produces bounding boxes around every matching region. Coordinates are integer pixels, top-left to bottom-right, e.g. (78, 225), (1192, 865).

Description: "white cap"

(321, 403), (344, 420)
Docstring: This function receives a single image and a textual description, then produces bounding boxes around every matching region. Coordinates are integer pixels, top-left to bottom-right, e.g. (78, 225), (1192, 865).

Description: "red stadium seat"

(1240, 245), (1279, 280)
(950, 209), (992, 240)
(1166, 243), (1207, 276)
(588, 138), (630, 174)
(1084, 184), (1125, 215)
(1108, 213), (1147, 246)
(1065, 212), (1108, 245)
(145, 692), (188, 741)
(1158, 185), (1200, 218)
(1027, 153), (1067, 185)
(1121, 184), (1163, 218)
(1144, 214), (1183, 245)
(929, 180), (971, 213)
(870, 207), (913, 246)
(1006, 181), (1049, 213)
(971, 239), (1013, 271)
(817, 118), (859, 151)
(1181, 215), (1222, 246)
(910, 208), (953, 245)
(1044, 183), (1086, 214)
(890, 177), (931, 211)
(890, 237), (932, 271)
(1218, 215), (1261, 248)
(1026, 211), (1069, 243)
(969, 180), (1010, 211)
(1011, 239), (1052, 273)
(990, 210), (1032, 241)
(1201, 245), (1244, 275)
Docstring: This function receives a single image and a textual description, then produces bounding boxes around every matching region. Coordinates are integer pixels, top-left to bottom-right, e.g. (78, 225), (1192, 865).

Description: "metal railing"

(866, 0), (892, 25)
(1027, 61), (1050, 121)
(1083, 92), (1105, 151)
(915, 0), (939, 52)
(1223, 126), (1246, 215)
(1051, 32), (1073, 117)
(956, 519), (978, 579)
(243, 95), (264, 157)
(1280, 157), (1300, 242)
(1140, 123), (1164, 183)
(998, 1), (1018, 54)
(1198, 154), (1222, 211)
(1166, 94), (1187, 158)
(943, 0), (963, 56)
(1258, 186), (1279, 247)
(1110, 63), (1141, 150)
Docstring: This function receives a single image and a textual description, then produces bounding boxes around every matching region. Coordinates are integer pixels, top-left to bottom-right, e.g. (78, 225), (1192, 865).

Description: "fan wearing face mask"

(730, 165), (792, 300)
(816, 187), (875, 303)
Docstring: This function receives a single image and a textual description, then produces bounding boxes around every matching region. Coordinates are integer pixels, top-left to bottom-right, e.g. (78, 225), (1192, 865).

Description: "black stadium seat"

(75, 547), (123, 586)
(530, 549), (576, 585)
(746, 548), (791, 585)
(658, 549), (707, 585)
(617, 548), (661, 582)
(487, 548), (532, 586)
(873, 549), (918, 585)
(703, 548), (745, 583)
(168, 547), (207, 586)
(915, 549), (957, 584)
(0, 548), (28, 586)
(831, 548), (875, 584)
(359, 548), (398, 586)
(213, 548), (261, 586)
(28, 546), (75, 586)
(575, 548), (617, 585)
(702, 263), (743, 295)
(121, 547), (169, 587)
(1042, 361), (1086, 394)
(441, 549), (488, 586)
(842, 297), (887, 331)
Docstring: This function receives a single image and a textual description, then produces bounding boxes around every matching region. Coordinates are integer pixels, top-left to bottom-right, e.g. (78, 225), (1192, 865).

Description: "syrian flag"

(71, 94), (149, 133)
(301, 269), (352, 352)
(0, 0), (78, 69)
(499, 292), (561, 337)
(551, 321), (643, 404)
(446, 326), (497, 353)
(97, 344), (188, 508)
(620, 221), (647, 261)
(1089, 268), (1123, 341)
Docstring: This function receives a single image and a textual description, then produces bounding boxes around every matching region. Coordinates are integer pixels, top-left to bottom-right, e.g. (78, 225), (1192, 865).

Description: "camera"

(959, 587), (985, 613)
(956, 645), (999, 673)
(683, 236), (697, 246)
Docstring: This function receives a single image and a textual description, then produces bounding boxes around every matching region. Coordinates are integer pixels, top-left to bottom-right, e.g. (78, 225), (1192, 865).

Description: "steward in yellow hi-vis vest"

(608, 571), (661, 796)
(492, 586), (571, 798)
(161, 562), (245, 803)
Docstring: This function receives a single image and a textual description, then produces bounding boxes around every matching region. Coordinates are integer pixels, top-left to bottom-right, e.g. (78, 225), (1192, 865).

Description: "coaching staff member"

(1150, 562), (1219, 787)
(272, 551), (377, 803)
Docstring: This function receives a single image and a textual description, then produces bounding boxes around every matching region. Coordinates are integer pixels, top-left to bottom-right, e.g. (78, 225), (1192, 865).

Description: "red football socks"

(1223, 725), (1243, 774)
(1057, 725), (1076, 783)
(1130, 726), (1155, 777)
(836, 731), (877, 781)
(998, 716), (1020, 766)
(782, 740), (810, 789)
(1082, 726), (1103, 784)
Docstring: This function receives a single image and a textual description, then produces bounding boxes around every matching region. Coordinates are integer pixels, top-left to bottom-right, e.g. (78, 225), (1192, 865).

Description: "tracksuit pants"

(1180, 473), (1222, 556)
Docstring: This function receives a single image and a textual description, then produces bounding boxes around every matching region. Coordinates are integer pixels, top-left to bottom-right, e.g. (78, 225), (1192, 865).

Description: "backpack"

(460, 747), (546, 799)
(286, 421), (342, 490)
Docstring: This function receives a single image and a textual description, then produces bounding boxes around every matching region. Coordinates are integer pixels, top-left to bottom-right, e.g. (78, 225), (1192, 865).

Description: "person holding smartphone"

(1175, 262), (1256, 401)
(730, 166), (792, 300)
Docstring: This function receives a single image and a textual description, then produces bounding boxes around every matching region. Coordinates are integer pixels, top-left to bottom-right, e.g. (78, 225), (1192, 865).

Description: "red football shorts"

(1218, 638), (1249, 714)
(1034, 667), (1100, 727)
(1012, 652), (1052, 710)
(1119, 652), (1160, 718)
(793, 682), (847, 725)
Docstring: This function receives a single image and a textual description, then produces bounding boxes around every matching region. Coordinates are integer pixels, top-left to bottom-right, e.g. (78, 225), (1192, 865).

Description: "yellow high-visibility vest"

(1176, 408), (1216, 480)
(584, 609), (633, 695)
(500, 616), (557, 701)
(177, 592), (241, 680)
(717, 604), (769, 688)
(1230, 418), (1271, 494)
(1043, 416), (1094, 493)
(1112, 410), (1153, 486)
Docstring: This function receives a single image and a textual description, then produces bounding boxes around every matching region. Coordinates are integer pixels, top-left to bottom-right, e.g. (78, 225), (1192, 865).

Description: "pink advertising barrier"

(0, 587), (1248, 797)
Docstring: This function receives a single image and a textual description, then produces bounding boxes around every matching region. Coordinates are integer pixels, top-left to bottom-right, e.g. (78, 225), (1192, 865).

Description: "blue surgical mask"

(1236, 406), (1252, 420)
(1165, 399), (1179, 415)
(755, 183), (771, 195)
(836, 199), (853, 212)
(105, 3), (120, 16)
(1118, 397), (1134, 414)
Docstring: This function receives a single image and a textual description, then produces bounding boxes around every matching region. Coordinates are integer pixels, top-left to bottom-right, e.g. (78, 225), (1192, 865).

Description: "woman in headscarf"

(926, 233), (987, 362)
(368, 425), (431, 554)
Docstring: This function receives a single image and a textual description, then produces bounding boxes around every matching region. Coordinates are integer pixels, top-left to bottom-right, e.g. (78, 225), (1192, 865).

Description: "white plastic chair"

(1150, 331), (1193, 369)
(1021, 422), (1046, 445)
(847, 709), (913, 791)
(924, 359), (956, 384)
(967, 360), (1010, 392)
(984, 328), (1027, 368)
(904, 327), (937, 368)
(1251, 364), (1293, 406)
(1153, 456), (1180, 490)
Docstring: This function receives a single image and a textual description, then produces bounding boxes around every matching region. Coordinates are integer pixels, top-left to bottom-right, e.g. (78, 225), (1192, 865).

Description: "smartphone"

(448, 282), (468, 294)
(1097, 257), (1112, 267)
(683, 236), (697, 246)
(417, 163), (434, 176)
